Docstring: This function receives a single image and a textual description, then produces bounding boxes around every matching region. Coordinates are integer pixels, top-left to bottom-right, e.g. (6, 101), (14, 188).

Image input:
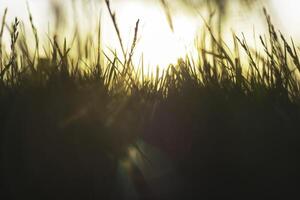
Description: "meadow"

(1, 1), (300, 199)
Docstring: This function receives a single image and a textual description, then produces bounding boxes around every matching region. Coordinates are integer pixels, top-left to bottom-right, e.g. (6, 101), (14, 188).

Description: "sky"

(1, 0), (300, 69)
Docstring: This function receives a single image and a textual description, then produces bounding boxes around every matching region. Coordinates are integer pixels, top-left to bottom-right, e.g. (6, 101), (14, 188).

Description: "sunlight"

(101, 0), (200, 71)
(2, 0), (300, 73)
(2, 1), (300, 198)
(0, 0), (200, 74)
(271, 0), (300, 39)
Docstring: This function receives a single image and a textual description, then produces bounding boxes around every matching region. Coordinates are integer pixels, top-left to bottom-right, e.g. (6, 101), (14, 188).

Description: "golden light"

(2, 0), (300, 73)
(101, 0), (200, 71)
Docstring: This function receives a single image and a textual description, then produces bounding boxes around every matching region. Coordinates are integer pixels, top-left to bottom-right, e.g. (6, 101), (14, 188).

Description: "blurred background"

(1, 0), (300, 68)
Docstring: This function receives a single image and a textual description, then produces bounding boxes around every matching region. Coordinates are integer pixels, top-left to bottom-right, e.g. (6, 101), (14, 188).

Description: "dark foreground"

(1, 74), (300, 199)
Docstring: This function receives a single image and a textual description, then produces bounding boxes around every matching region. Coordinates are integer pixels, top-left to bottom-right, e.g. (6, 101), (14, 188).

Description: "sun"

(101, 0), (200, 72)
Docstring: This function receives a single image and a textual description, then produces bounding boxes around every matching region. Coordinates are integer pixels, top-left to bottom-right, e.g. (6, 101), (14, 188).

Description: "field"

(1, 1), (300, 199)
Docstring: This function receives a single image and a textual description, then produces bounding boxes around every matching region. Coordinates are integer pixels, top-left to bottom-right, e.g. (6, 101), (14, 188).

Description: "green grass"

(1, 2), (300, 199)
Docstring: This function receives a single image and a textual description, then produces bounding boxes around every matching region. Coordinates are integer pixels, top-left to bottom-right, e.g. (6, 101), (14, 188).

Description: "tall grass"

(0, 1), (300, 199)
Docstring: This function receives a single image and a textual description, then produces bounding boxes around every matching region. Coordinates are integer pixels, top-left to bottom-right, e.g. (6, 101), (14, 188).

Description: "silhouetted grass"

(1, 2), (300, 200)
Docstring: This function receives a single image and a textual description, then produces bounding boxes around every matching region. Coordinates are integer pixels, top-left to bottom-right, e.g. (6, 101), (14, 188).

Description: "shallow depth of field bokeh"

(2, 0), (300, 70)
(1, 0), (300, 200)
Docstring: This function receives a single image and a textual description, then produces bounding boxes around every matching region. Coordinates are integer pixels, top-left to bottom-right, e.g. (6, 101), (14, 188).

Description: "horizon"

(1, 0), (300, 69)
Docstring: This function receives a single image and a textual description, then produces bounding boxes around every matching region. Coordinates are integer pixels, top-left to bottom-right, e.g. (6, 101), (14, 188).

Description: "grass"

(1, 1), (300, 199)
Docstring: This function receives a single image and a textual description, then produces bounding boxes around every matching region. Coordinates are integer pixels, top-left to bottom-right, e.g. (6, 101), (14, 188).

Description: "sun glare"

(101, 1), (200, 71)
(1, 0), (200, 74)
(2, 0), (300, 74)
(271, 0), (300, 38)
